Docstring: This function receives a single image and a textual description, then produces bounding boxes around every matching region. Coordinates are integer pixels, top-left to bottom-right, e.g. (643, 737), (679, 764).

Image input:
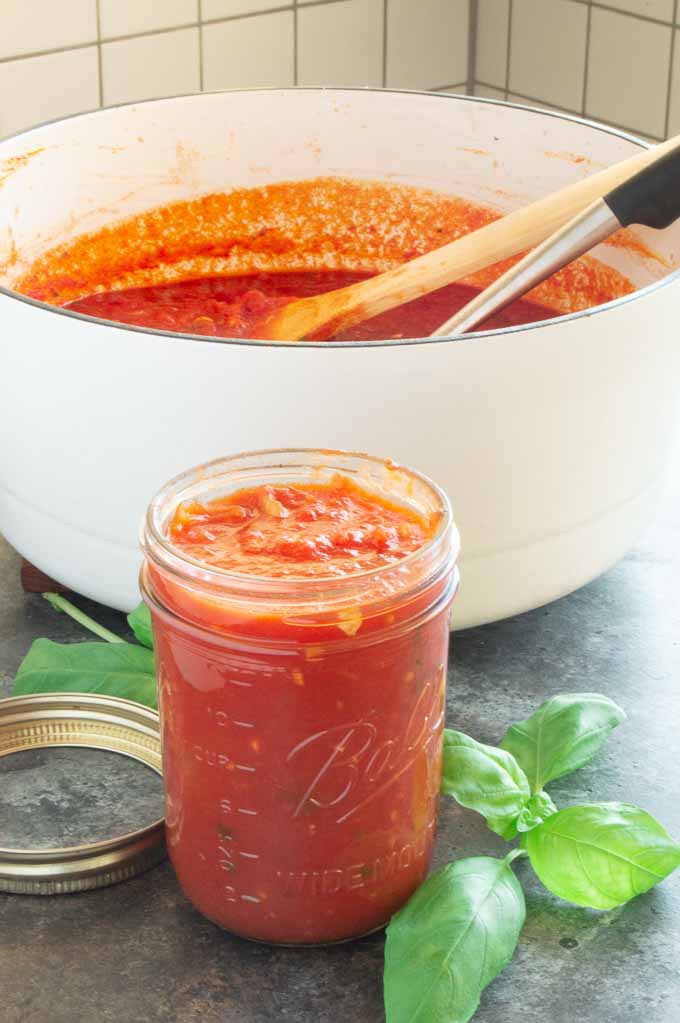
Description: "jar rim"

(141, 448), (457, 609)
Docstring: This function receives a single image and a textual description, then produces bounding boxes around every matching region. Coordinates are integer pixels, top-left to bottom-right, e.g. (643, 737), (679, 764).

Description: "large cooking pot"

(1, 89), (679, 628)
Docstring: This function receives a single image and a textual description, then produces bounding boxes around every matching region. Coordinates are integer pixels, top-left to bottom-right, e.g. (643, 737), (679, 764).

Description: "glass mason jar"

(141, 449), (459, 945)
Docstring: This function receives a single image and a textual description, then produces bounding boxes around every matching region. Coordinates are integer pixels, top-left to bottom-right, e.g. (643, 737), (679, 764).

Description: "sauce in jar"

(142, 450), (459, 944)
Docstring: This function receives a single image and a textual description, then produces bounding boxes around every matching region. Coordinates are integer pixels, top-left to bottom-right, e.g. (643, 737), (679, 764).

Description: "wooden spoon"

(260, 134), (680, 342)
(431, 142), (680, 336)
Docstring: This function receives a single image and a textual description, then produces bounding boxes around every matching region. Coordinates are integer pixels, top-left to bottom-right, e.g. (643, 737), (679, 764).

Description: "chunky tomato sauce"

(145, 469), (456, 944)
(67, 270), (559, 340)
(169, 477), (437, 577)
(18, 177), (634, 336)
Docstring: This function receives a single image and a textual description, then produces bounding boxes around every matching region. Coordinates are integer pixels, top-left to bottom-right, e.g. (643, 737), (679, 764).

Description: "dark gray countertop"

(1, 466), (679, 1023)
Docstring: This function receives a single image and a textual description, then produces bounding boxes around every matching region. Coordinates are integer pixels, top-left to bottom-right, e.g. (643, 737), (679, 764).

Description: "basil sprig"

(10, 605), (680, 1023)
(12, 595), (157, 708)
(385, 693), (680, 1023)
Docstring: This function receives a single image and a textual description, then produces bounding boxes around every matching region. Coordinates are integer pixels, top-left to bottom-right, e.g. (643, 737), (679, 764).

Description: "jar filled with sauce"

(141, 449), (459, 944)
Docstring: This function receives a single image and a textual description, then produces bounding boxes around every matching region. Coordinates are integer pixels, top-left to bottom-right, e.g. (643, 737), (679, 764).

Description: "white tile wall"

(472, 0), (679, 141)
(386, 0), (469, 89)
(1, 0), (97, 60)
(298, 0), (383, 88)
(202, 11), (295, 90)
(586, 7), (672, 137)
(474, 83), (506, 100)
(101, 28), (201, 106)
(2, 0), (680, 143)
(475, 0), (509, 89)
(506, 92), (564, 113)
(668, 29), (680, 136)
(99, 0), (198, 40)
(509, 0), (588, 112)
(0, 47), (99, 137)
(201, 0), (287, 19)
(603, 0), (673, 20)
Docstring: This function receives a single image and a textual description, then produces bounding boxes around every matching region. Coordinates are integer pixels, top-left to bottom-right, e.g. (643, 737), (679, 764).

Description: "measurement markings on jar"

(238, 851), (259, 860)
(218, 799), (259, 816)
(206, 708), (255, 728)
(223, 879), (262, 906)
(235, 763), (256, 773)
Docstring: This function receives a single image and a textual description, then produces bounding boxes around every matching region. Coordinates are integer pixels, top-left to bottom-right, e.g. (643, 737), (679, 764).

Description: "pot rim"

(1, 86), (675, 350)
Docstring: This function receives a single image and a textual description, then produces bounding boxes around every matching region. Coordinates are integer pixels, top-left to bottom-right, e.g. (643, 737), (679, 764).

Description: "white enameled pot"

(1, 89), (679, 628)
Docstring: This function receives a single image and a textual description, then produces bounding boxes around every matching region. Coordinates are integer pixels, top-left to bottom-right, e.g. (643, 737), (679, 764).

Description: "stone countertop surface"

(1, 471), (679, 1023)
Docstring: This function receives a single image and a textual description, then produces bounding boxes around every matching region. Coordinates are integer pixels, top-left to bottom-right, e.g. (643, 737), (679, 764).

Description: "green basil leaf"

(515, 791), (557, 834)
(127, 602), (154, 649)
(525, 802), (680, 909)
(500, 693), (626, 792)
(384, 855), (525, 1023)
(485, 814), (521, 842)
(441, 729), (530, 839)
(13, 638), (158, 709)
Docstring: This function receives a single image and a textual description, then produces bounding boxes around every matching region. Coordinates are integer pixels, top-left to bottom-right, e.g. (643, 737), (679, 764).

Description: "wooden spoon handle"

(264, 134), (680, 342)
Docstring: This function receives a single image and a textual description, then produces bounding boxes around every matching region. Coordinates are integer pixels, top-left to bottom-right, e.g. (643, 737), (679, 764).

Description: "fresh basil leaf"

(13, 638), (157, 709)
(500, 693), (626, 793)
(486, 814), (521, 842)
(525, 802), (680, 909)
(515, 791), (557, 834)
(384, 854), (525, 1023)
(441, 729), (530, 840)
(127, 602), (154, 649)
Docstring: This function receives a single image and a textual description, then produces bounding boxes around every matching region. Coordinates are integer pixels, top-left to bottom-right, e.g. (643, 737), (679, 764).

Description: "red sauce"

(169, 477), (436, 576)
(67, 270), (559, 340)
(145, 466), (456, 944)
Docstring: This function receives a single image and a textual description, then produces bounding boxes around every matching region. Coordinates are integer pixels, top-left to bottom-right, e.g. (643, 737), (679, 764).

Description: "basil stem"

(43, 592), (124, 644)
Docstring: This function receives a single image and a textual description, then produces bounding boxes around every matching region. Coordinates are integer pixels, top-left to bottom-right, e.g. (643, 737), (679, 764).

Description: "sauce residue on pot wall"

(15, 176), (634, 325)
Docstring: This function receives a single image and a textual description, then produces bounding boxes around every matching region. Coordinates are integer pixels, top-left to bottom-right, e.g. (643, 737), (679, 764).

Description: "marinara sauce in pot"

(141, 449), (459, 944)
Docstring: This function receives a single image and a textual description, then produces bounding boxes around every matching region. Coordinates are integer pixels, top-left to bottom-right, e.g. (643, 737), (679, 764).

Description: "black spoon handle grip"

(605, 142), (680, 230)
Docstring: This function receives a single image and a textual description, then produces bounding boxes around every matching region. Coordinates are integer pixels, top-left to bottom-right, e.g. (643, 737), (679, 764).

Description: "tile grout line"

(95, 0), (104, 108)
(294, 0), (299, 88)
(474, 80), (664, 140)
(0, 4), (325, 66)
(467, 0), (479, 97)
(664, 0), (678, 137)
(581, 1), (592, 117)
(570, 0), (677, 28)
(504, 0), (513, 100)
(0, 26), (197, 65)
(198, 0), (204, 92)
(382, 0), (388, 89)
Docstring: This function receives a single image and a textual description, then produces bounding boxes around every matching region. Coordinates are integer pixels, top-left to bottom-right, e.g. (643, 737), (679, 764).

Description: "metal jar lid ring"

(0, 692), (166, 895)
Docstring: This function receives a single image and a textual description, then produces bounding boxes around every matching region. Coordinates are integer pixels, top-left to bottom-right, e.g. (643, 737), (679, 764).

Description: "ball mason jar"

(141, 449), (459, 944)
